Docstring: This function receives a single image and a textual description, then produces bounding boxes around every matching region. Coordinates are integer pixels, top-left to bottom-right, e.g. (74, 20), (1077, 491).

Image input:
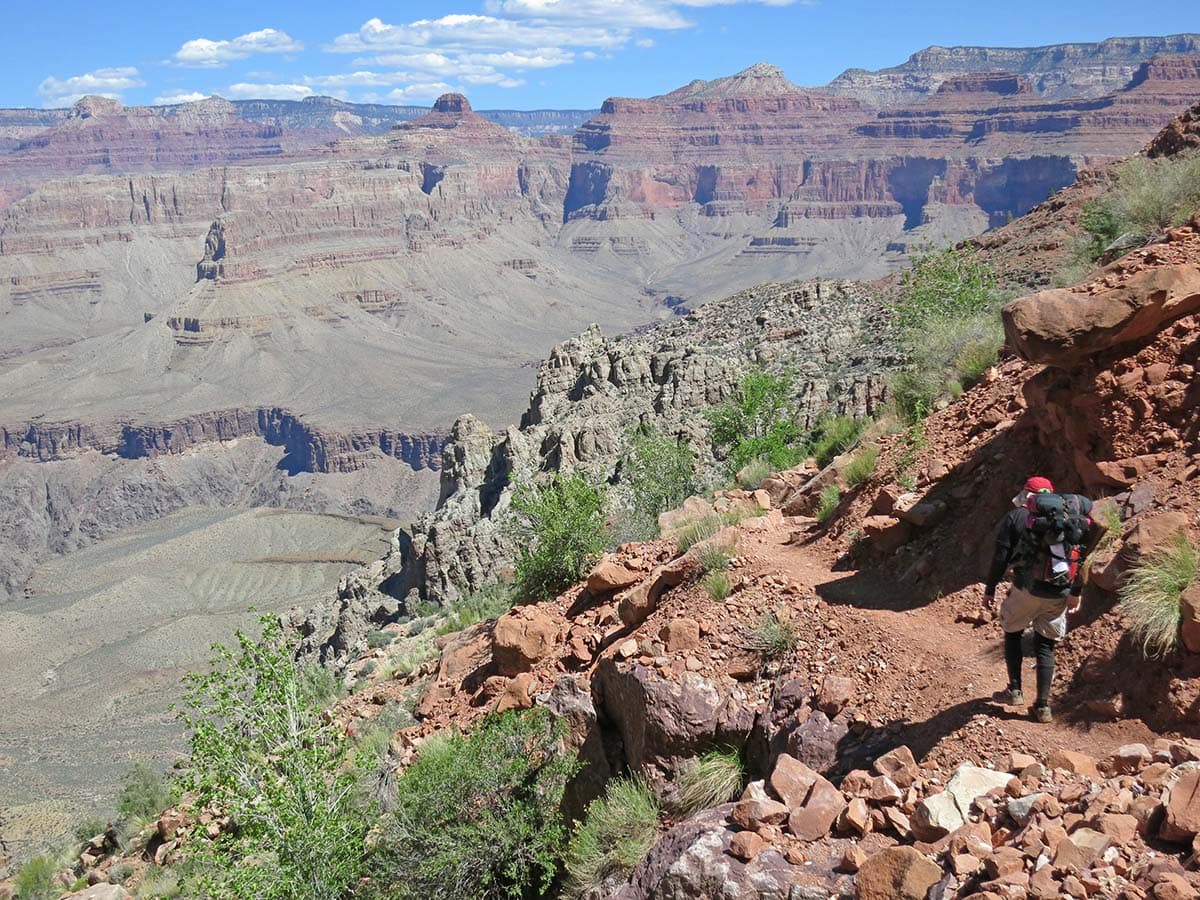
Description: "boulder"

(608, 806), (810, 900)
(855, 846), (943, 900)
(945, 764), (1015, 816)
(593, 659), (753, 778)
(785, 710), (848, 772)
(1181, 583), (1200, 654)
(1047, 749), (1100, 778)
(1124, 513), (1191, 566)
(873, 745), (920, 788)
(728, 829), (765, 861)
(492, 606), (560, 676)
(1003, 262), (1200, 367)
(1107, 743), (1152, 774)
(769, 753), (820, 809)
(1053, 827), (1112, 868)
(862, 515), (913, 553)
(1162, 767), (1200, 843)
(587, 556), (642, 594)
(660, 618), (700, 653)
(617, 559), (690, 628)
(63, 887), (132, 900)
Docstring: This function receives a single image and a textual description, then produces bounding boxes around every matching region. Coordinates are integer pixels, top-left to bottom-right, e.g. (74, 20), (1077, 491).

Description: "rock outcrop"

(386, 279), (897, 609)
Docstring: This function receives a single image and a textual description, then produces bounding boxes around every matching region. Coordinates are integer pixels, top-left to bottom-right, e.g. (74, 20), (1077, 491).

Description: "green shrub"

(136, 865), (182, 898)
(734, 456), (774, 490)
(176, 617), (369, 900)
(1095, 503), (1124, 554)
(1118, 534), (1199, 658)
(694, 541), (736, 575)
(888, 248), (1006, 422)
(612, 429), (699, 542)
(73, 815), (109, 843)
(14, 855), (58, 900)
(109, 862), (134, 885)
(743, 612), (799, 662)
(368, 709), (579, 900)
(808, 415), (866, 469)
(380, 636), (440, 680)
(843, 445), (879, 489)
(116, 762), (172, 825)
(508, 473), (608, 601)
(298, 662), (343, 707)
(817, 485), (841, 523)
(708, 370), (805, 474)
(563, 778), (660, 900)
(674, 513), (721, 553)
(672, 749), (744, 817)
(702, 570), (733, 602)
(367, 629), (393, 650)
(1079, 152), (1200, 259)
(436, 582), (517, 636)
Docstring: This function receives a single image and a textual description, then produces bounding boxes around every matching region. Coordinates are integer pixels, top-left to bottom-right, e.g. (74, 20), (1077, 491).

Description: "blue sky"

(7, 1), (1198, 110)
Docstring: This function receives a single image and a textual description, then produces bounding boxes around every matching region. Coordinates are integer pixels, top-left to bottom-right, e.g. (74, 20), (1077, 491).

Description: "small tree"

(368, 709), (579, 900)
(116, 762), (172, 824)
(176, 617), (369, 900)
(707, 370), (803, 473)
(888, 247), (1004, 422)
(508, 473), (608, 600)
(612, 428), (698, 541)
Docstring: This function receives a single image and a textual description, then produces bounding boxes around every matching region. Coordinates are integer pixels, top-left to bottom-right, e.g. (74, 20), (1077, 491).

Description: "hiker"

(982, 476), (1093, 723)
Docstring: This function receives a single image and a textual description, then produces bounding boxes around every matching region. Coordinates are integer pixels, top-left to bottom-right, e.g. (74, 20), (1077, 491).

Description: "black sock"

(1004, 631), (1023, 692)
(1034, 633), (1056, 707)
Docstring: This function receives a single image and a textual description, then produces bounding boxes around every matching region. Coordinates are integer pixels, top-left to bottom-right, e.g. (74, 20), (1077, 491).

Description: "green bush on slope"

(176, 617), (369, 900)
(611, 428), (699, 542)
(888, 247), (1007, 422)
(1079, 152), (1200, 259)
(708, 370), (805, 474)
(508, 473), (608, 601)
(368, 709), (578, 900)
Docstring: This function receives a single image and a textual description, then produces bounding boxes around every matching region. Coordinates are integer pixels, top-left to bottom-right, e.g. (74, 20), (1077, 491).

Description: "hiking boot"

(1033, 704), (1053, 724)
(994, 688), (1024, 706)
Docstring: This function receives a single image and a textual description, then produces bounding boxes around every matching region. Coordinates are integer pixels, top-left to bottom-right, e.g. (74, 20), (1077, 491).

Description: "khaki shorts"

(1000, 584), (1068, 640)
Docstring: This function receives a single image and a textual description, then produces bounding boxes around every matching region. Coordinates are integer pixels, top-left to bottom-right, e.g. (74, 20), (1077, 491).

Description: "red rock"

(731, 798), (789, 830)
(854, 846), (942, 900)
(1180, 584), (1200, 654)
(769, 753), (819, 809)
(1047, 749), (1100, 777)
(787, 776), (847, 841)
(1005, 264), (1200, 366)
(984, 846), (1027, 879)
(1108, 744), (1152, 774)
(1155, 874), (1200, 899)
(817, 674), (854, 716)
(492, 606), (559, 676)
(1029, 864), (1060, 899)
(873, 746), (919, 788)
(1162, 768), (1200, 843)
(837, 797), (871, 835)
(951, 852), (982, 877)
(659, 618), (700, 652)
(839, 843), (868, 873)
(862, 515), (913, 553)
(1054, 827), (1112, 868)
(868, 775), (903, 805)
(586, 556), (641, 594)
(494, 672), (536, 713)
(1006, 752), (1038, 773)
(728, 829), (765, 861)
(1094, 812), (1140, 844)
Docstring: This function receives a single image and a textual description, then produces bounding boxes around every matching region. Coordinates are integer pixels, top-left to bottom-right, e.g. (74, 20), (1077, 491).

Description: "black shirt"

(985, 507), (1083, 599)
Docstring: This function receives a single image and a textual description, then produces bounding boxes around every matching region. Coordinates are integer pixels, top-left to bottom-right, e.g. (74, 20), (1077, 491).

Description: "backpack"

(1013, 493), (1094, 591)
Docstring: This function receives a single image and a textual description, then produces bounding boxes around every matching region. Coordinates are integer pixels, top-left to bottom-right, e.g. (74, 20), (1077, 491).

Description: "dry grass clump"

(1118, 534), (1198, 658)
(563, 777), (661, 899)
(671, 749), (744, 817)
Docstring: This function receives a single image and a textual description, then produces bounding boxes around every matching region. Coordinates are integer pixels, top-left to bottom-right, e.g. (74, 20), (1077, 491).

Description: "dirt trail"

(741, 521), (1160, 770)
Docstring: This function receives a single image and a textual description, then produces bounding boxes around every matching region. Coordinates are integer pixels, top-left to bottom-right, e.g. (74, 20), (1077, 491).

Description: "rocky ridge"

(291, 278), (898, 663)
(826, 33), (1200, 106)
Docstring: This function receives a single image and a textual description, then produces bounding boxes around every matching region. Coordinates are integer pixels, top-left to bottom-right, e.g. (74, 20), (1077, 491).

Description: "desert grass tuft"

(843, 445), (878, 489)
(743, 611), (799, 661)
(816, 484), (841, 523)
(672, 748), (744, 817)
(702, 570), (733, 602)
(1118, 534), (1198, 658)
(563, 777), (661, 899)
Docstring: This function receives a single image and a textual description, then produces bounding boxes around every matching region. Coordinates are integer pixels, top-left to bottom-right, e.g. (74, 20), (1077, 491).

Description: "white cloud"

(388, 82), (455, 103)
(635, 38), (656, 48)
(38, 66), (145, 107)
(486, 0), (800, 27)
(225, 82), (314, 100)
(173, 28), (303, 68)
(461, 73), (525, 87)
(328, 15), (628, 54)
(154, 90), (211, 105)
